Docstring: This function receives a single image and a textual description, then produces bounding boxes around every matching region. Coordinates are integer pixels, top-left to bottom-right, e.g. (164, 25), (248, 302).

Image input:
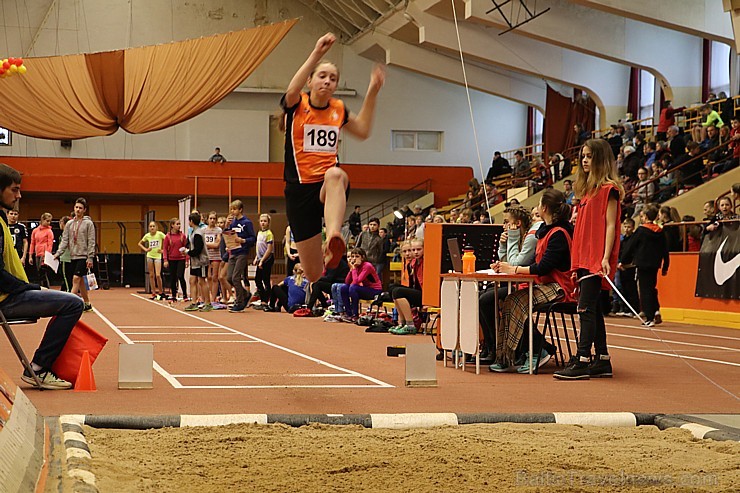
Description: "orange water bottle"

(462, 246), (476, 274)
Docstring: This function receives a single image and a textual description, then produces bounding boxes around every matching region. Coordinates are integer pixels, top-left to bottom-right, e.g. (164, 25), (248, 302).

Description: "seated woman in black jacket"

(306, 255), (350, 311)
(489, 189), (575, 374)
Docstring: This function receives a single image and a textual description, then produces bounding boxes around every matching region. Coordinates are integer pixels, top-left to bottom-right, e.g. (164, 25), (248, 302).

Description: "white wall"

(339, 54), (527, 178)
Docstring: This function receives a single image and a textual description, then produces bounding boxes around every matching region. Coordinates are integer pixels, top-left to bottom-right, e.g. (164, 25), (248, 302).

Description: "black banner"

(696, 222), (740, 300)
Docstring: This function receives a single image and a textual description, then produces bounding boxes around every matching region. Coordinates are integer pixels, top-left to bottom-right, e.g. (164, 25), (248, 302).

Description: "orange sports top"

(571, 183), (621, 289)
(282, 92), (349, 184)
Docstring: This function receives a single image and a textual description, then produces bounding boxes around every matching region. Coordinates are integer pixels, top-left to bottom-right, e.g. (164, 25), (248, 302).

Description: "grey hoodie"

(58, 215), (96, 261)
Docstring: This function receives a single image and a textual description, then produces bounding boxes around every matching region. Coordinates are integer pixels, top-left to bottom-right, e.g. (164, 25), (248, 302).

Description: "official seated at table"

(489, 189), (575, 374)
(478, 204), (540, 364)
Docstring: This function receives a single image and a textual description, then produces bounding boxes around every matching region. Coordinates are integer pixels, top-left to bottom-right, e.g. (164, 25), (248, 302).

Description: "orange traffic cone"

(73, 350), (97, 392)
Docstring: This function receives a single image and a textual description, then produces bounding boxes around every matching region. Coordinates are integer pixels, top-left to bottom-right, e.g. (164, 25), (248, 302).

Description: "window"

(0, 127), (10, 146)
(392, 130), (442, 151)
(639, 71), (655, 121)
(710, 41), (731, 97)
(533, 109), (544, 145)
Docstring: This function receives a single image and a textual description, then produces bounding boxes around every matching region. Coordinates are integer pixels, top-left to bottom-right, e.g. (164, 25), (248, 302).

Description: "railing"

(356, 179), (432, 225)
(664, 218), (739, 252)
(678, 95), (740, 129)
(591, 117), (655, 140)
(624, 139), (731, 204)
(500, 142), (544, 164)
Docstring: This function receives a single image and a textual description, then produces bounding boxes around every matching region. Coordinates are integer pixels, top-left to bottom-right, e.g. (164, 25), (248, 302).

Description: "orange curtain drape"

(0, 20), (297, 140)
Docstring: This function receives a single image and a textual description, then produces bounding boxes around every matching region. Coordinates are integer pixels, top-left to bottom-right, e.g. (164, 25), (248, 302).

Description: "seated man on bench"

(0, 163), (84, 390)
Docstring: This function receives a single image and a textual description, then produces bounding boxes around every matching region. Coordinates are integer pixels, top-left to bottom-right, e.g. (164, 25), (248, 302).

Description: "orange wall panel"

(4, 157), (471, 206)
(657, 253), (739, 313)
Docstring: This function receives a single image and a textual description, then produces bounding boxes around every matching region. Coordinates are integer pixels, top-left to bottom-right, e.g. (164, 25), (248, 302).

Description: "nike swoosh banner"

(696, 222), (740, 300)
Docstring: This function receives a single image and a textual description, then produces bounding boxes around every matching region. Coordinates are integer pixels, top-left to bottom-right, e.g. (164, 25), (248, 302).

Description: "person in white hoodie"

(55, 197), (96, 312)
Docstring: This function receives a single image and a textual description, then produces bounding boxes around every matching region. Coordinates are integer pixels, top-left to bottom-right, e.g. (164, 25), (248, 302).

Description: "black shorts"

(285, 180), (350, 243)
(190, 266), (207, 278)
(70, 259), (88, 277)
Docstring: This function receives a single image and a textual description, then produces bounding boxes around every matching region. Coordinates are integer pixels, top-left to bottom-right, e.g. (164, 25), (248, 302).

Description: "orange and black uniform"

(281, 92), (350, 242)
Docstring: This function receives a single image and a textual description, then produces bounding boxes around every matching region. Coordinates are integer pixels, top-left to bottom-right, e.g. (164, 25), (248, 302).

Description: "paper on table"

(44, 251), (59, 273)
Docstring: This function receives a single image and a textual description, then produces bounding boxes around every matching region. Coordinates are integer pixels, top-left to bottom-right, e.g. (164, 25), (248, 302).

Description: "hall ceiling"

(297, 0), (404, 39)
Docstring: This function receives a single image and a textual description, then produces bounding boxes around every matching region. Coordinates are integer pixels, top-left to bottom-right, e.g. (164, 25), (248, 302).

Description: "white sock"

(31, 362), (42, 372)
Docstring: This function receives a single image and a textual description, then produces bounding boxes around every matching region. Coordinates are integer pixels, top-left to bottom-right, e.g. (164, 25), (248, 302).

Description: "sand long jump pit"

(66, 420), (739, 493)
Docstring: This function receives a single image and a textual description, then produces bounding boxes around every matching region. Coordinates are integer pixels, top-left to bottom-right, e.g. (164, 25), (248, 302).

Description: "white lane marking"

(133, 340), (259, 343)
(173, 373), (360, 378)
(610, 345), (740, 367)
(131, 294), (394, 388)
(182, 385), (393, 389)
(92, 306), (183, 388)
(605, 322), (740, 342)
(125, 332), (235, 335)
(608, 332), (740, 353)
(118, 325), (215, 329)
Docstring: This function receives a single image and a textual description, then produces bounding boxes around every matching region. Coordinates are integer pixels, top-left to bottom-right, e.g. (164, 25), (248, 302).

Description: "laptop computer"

(446, 237), (463, 273)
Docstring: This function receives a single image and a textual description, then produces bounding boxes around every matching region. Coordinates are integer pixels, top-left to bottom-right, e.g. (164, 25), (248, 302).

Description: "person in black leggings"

(307, 255), (349, 310)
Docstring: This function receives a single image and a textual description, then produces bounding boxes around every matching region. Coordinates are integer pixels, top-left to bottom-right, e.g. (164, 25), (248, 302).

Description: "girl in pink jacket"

(338, 247), (382, 322)
(29, 213), (54, 287)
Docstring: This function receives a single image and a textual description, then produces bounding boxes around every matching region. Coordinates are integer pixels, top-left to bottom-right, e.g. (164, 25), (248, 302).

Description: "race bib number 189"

(303, 124), (339, 153)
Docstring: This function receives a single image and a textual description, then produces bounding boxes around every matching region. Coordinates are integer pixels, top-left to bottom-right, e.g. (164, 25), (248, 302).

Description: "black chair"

(0, 310), (43, 389)
(533, 301), (579, 373)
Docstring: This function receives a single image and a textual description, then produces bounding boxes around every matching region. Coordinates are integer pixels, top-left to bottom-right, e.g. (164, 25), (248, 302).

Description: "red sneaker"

(324, 235), (345, 269)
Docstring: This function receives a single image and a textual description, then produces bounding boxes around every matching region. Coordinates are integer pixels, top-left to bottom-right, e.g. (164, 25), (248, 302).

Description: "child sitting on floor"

(263, 263), (309, 313)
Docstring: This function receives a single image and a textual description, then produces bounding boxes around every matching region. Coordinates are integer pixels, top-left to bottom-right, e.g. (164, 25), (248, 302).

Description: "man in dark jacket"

(486, 151), (512, 182)
(348, 206), (362, 237)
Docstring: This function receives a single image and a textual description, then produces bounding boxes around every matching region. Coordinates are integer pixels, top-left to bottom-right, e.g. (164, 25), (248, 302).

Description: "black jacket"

(486, 157), (512, 182)
(528, 220), (573, 277)
(0, 211), (40, 296)
(621, 224), (670, 271)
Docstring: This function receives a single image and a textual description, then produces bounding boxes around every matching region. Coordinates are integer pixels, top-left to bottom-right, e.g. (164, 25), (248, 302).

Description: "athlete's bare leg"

(320, 167), (349, 270)
(295, 235), (323, 282)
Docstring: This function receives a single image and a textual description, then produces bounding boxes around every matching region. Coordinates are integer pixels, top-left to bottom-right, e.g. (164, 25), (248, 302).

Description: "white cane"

(601, 273), (646, 325)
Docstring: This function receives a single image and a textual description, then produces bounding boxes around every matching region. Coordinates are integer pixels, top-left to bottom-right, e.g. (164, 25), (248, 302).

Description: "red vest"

(571, 184), (621, 290)
(535, 226), (575, 302)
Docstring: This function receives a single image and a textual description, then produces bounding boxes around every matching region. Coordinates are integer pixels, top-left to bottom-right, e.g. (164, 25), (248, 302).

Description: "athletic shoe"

(488, 362), (515, 373)
(517, 349), (551, 374)
(229, 303), (246, 313)
(643, 320), (655, 327)
(228, 296), (236, 304)
(184, 303), (200, 311)
(324, 235), (346, 269)
(83, 303), (93, 312)
(588, 354), (613, 378)
(654, 312), (663, 325)
(150, 294), (158, 300)
(250, 300), (262, 308)
(22, 368), (72, 390)
(615, 311), (628, 317)
(390, 324), (416, 335)
(553, 356), (591, 380)
(340, 314), (358, 324)
(324, 314), (343, 323)
(211, 302), (227, 310)
(249, 294), (260, 303)
(199, 303), (213, 312)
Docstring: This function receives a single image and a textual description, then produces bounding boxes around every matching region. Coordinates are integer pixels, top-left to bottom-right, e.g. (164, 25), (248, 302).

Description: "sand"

(82, 423), (739, 492)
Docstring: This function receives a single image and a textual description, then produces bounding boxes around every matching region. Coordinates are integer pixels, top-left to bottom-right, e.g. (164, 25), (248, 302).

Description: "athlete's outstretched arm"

(344, 64), (386, 140)
(284, 33), (336, 108)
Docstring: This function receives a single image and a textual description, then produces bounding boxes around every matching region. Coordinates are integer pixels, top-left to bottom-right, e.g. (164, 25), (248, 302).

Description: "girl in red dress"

(555, 139), (623, 380)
